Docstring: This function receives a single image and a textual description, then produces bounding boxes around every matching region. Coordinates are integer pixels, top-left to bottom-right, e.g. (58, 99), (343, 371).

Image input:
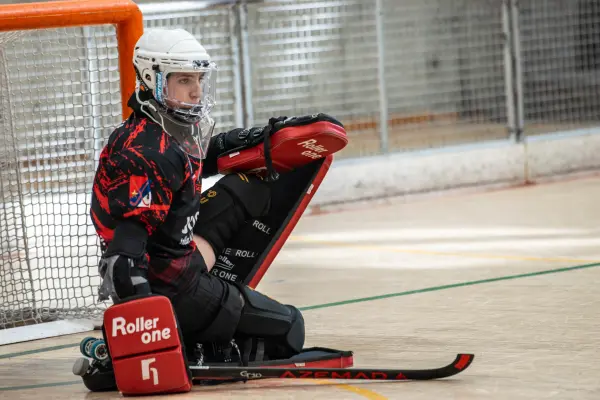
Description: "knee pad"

(194, 173), (271, 254)
(181, 280), (244, 346)
(235, 285), (305, 355)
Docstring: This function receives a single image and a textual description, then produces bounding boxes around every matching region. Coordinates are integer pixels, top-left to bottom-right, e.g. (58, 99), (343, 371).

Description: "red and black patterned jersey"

(90, 94), (210, 294)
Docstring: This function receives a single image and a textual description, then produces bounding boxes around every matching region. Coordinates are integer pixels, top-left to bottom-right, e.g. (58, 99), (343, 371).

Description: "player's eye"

(179, 78), (189, 84)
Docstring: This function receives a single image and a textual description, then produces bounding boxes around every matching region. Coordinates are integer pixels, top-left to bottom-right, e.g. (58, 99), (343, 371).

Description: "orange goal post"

(0, 0), (143, 343)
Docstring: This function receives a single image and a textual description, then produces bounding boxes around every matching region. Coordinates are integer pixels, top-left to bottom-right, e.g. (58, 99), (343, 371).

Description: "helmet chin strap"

(136, 88), (168, 132)
(174, 109), (202, 122)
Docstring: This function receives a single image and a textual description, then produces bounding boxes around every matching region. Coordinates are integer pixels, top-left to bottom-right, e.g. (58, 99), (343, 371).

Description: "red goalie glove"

(217, 113), (347, 176)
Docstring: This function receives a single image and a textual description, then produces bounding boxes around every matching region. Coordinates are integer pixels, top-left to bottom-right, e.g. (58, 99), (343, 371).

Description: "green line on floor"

(0, 381), (80, 391)
(1, 261), (599, 392)
(0, 343), (80, 360)
(299, 262), (600, 311)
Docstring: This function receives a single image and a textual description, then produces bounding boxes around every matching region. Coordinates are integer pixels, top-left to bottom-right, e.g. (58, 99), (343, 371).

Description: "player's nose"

(190, 84), (202, 102)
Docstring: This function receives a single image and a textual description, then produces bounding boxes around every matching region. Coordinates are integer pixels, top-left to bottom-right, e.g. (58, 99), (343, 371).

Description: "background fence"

(1, 0), (599, 327)
(137, 0), (600, 158)
(3, 0), (600, 172)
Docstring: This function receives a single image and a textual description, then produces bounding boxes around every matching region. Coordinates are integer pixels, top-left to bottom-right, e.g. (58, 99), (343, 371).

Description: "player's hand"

(269, 113), (344, 132)
(212, 118), (286, 154)
(224, 125), (270, 150)
(214, 114), (343, 154)
(98, 253), (150, 303)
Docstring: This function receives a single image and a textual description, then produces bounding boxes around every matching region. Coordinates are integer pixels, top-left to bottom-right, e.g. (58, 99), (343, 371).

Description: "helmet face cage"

(197, 115), (216, 159)
(133, 30), (219, 159)
(174, 114), (216, 160)
(139, 60), (218, 159)
(155, 61), (218, 123)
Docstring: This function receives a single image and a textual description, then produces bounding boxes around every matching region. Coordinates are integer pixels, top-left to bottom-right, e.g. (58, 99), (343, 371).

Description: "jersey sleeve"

(104, 146), (184, 236)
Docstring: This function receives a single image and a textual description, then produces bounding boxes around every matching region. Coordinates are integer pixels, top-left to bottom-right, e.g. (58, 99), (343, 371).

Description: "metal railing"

(135, 0), (600, 159)
(3, 0), (599, 165)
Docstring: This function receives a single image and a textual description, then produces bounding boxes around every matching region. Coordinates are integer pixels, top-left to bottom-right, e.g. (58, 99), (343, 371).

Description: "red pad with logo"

(217, 120), (348, 176)
(103, 296), (192, 396)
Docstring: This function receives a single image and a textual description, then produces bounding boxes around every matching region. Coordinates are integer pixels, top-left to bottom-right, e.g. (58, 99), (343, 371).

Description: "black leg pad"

(235, 285), (305, 356)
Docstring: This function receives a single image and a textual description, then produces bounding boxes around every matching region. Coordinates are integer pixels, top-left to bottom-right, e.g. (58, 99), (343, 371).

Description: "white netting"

(0, 27), (122, 328)
(520, 0), (600, 136)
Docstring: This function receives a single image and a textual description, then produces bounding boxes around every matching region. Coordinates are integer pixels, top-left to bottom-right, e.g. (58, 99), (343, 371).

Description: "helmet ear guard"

(140, 68), (156, 90)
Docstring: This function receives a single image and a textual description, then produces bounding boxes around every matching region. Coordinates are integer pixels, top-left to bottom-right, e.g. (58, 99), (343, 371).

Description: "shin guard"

(210, 156), (332, 287)
(210, 116), (346, 286)
(236, 285), (305, 358)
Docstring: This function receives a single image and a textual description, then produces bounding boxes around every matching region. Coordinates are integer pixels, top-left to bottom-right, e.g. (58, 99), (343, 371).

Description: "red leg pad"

(217, 120), (348, 175)
(103, 296), (192, 395)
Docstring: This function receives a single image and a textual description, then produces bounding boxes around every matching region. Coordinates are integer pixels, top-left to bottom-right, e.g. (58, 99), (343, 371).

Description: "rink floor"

(1, 174), (600, 399)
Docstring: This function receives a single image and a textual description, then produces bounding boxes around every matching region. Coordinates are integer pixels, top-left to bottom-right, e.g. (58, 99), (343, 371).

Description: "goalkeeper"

(90, 28), (343, 363)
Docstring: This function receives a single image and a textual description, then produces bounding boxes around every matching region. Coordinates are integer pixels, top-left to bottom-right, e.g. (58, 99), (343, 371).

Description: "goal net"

(0, 0), (142, 330)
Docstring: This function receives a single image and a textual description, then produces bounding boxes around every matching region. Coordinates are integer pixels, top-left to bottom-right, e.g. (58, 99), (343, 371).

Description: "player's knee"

(193, 173), (271, 254)
(193, 234), (217, 270)
(178, 280), (244, 346)
(236, 285), (305, 355)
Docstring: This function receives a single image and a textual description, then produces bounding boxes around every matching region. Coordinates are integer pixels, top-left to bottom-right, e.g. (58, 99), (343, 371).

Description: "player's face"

(165, 72), (204, 109)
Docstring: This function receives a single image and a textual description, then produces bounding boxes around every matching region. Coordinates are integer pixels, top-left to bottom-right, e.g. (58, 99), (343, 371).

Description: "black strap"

(262, 116), (286, 182)
(242, 338), (252, 366)
(255, 338), (265, 362)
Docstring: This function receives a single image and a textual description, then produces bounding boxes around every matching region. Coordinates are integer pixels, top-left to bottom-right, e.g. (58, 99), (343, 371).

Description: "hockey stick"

(190, 353), (474, 382)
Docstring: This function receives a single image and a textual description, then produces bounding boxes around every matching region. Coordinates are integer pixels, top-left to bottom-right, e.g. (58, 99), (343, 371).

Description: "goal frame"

(0, 0), (143, 345)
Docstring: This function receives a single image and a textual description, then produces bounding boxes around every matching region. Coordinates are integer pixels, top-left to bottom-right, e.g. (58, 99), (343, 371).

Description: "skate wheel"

(72, 357), (90, 376)
(80, 337), (97, 358)
(90, 339), (109, 362)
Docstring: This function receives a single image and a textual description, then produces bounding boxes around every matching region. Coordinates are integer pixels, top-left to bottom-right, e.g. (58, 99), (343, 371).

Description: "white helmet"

(133, 28), (218, 158)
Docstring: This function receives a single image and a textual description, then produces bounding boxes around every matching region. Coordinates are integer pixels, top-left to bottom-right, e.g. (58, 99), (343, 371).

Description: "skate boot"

(72, 336), (117, 392)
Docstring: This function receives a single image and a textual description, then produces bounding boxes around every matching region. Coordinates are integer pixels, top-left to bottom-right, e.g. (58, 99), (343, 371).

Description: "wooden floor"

(2, 174), (600, 399)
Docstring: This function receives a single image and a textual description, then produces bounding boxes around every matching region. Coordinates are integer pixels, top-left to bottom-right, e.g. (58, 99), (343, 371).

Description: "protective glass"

(168, 114), (216, 159)
(156, 61), (217, 122)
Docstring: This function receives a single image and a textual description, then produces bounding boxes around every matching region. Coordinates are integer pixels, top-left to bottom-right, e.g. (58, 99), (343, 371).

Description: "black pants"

(169, 268), (304, 362)
(171, 269), (244, 347)
(166, 173), (304, 357)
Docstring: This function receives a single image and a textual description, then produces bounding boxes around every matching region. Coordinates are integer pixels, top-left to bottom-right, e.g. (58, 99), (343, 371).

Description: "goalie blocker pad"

(103, 295), (192, 395)
(217, 114), (347, 176)
(210, 115), (346, 286)
(210, 155), (332, 287)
